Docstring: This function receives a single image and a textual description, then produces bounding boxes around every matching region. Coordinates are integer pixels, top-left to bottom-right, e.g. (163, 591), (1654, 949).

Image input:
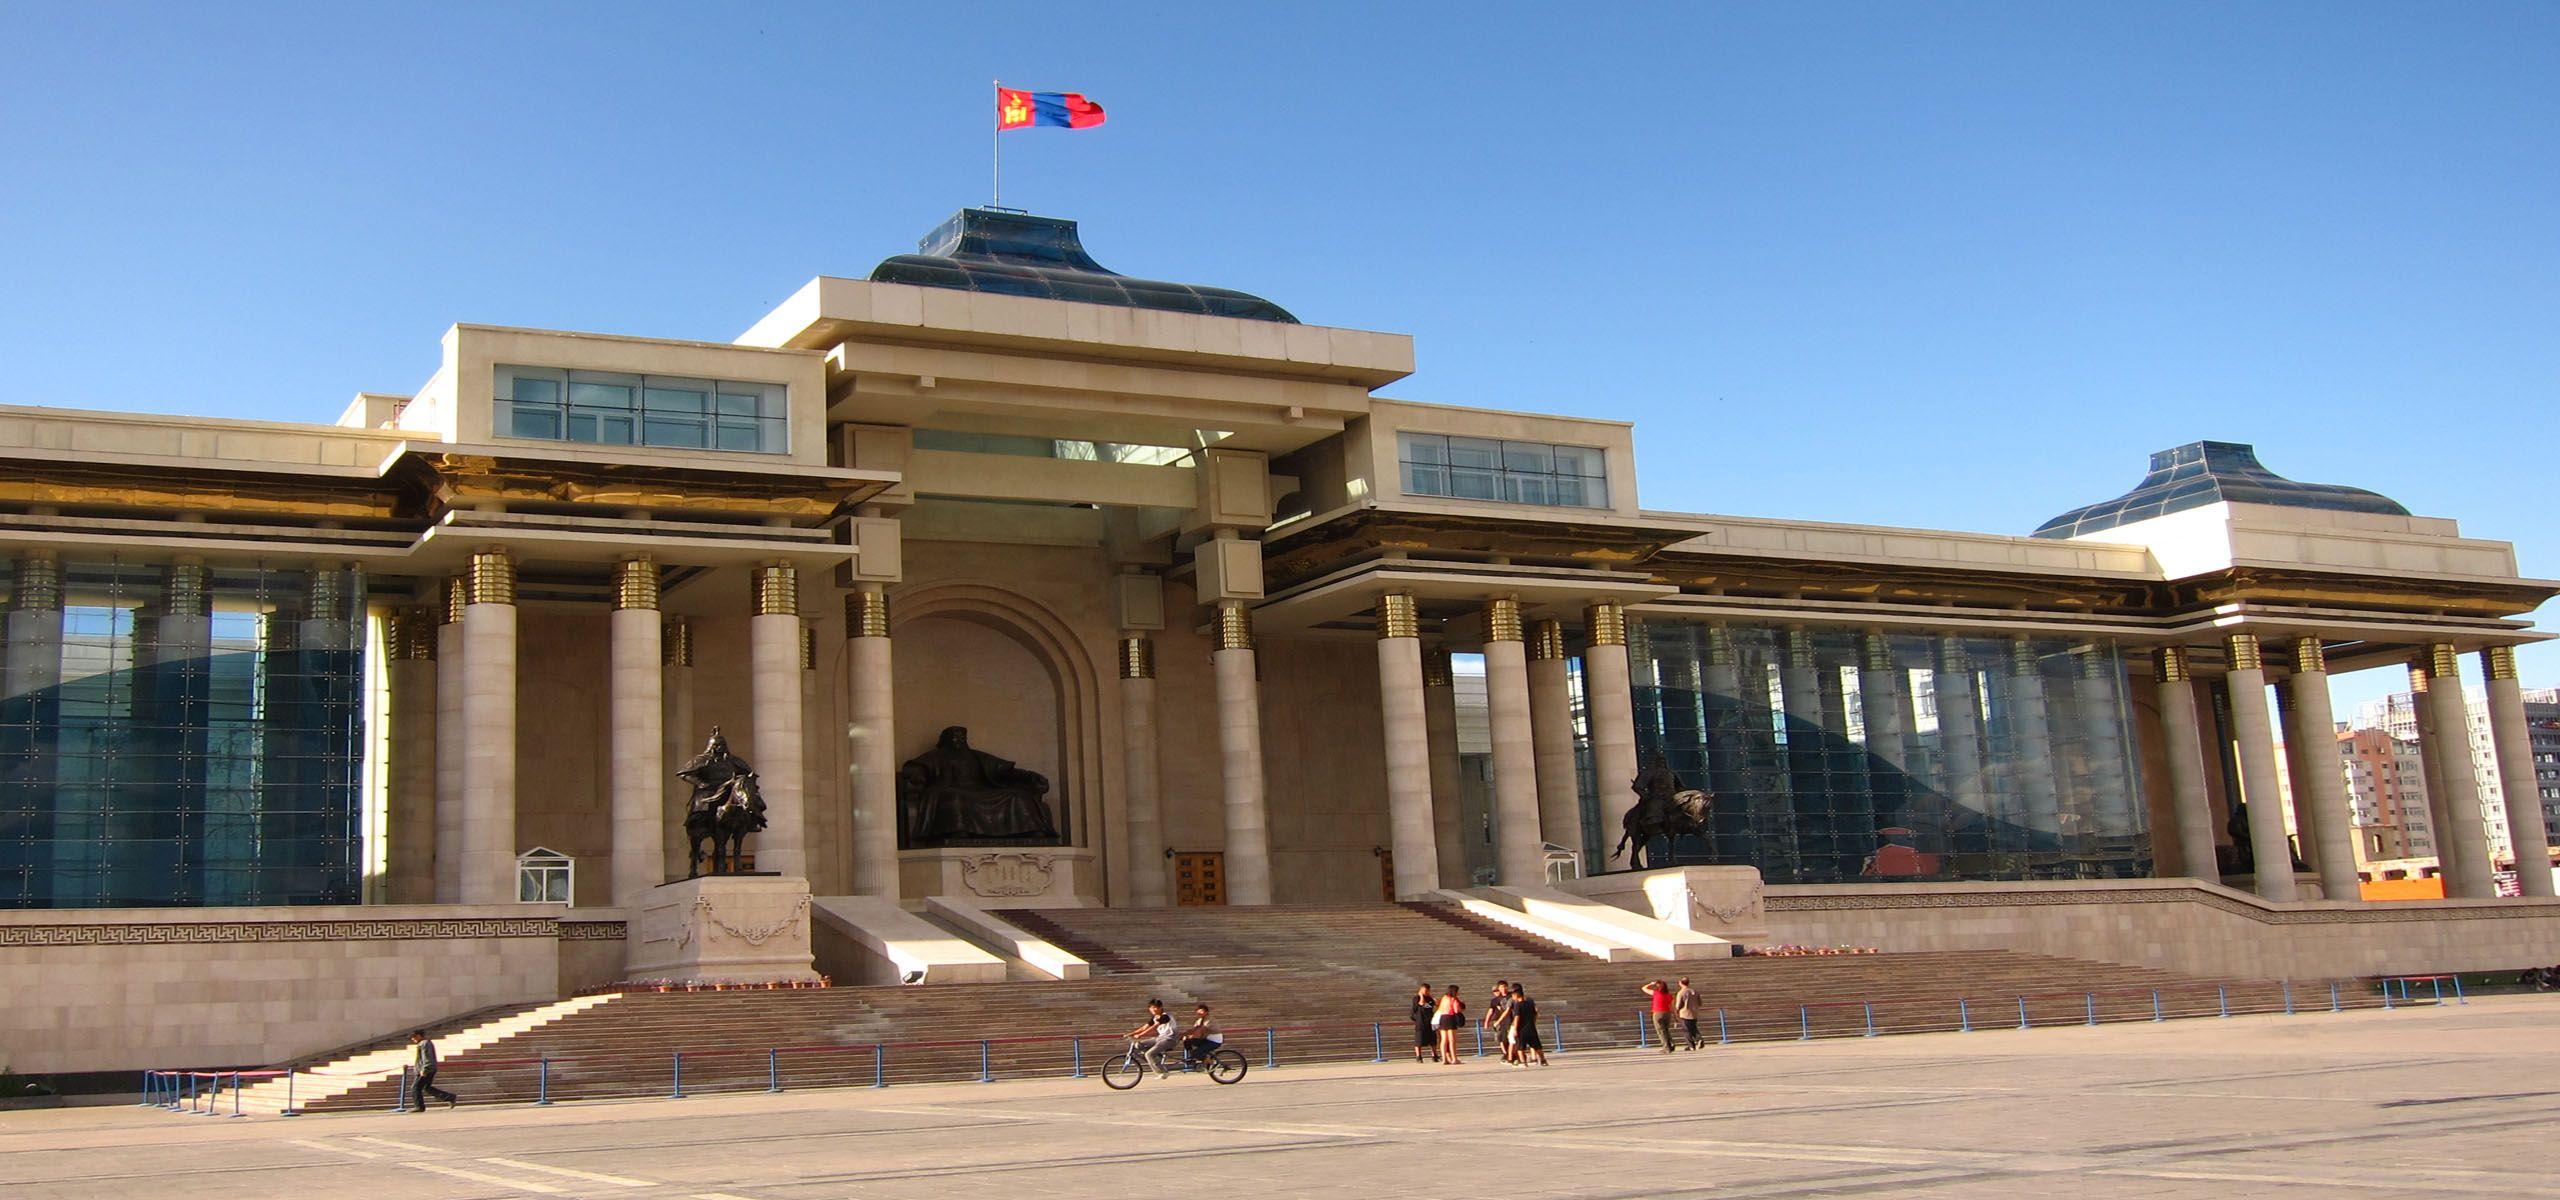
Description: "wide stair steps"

(274, 901), (2381, 1112)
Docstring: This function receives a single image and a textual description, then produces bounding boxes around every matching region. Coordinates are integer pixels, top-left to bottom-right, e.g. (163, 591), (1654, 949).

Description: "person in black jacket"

(1409, 984), (1439, 1062)
(407, 1030), (458, 1111)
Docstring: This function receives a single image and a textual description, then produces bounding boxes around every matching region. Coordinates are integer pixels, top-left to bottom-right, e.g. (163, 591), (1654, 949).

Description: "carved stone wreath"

(959, 853), (1058, 898)
(1685, 882), (1765, 925)
(675, 895), (811, 949)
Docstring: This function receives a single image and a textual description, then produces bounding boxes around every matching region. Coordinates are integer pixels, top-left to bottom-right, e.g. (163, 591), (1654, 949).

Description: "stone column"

(750, 563), (807, 880)
(2154, 647), (2221, 883)
(608, 557), (664, 908)
(1582, 602), (1640, 855)
(1212, 600), (1272, 905)
(1858, 631), (1908, 838)
(1375, 593), (1439, 898)
(661, 619), (695, 883)
(459, 550), (519, 905)
(1119, 635), (1168, 905)
(137, 562), (213, 903)
(2420, 644), (2495, 899)
(1423, 646), (1467, 884)
(1526, 617), (1582, 862)
(2276, 639), (2360, 902)
(433, 579), (465, 902)
(845, 587), (898, 898)
(1, 552), (63, 907)
(2007, 638), (2062, 843)
(2411, 661), (2462, 886)
(2222, 634), (2296, 901)
(799, 622), (827, 893)
(2484, 646), (2558, 897)
(386, 605), (438, 904)
(1482, 597), (1544, 885)
(2072, 646), (2135, 840)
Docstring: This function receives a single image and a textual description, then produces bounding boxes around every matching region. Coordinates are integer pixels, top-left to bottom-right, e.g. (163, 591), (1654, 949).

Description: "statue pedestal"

(1562, 865), (1767, 945)
(901, 847), (1096, 907)
(624, 875), (821, 985)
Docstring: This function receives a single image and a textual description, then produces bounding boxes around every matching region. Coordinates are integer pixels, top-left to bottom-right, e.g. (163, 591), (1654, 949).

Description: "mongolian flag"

(997, 87), (1106, 131)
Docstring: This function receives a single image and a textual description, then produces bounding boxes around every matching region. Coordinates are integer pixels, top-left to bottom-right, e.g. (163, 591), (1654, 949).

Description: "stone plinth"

(1563, 865), (1767, 944)
(900, 847), (1096, 907)
(624, 875), (819, 985)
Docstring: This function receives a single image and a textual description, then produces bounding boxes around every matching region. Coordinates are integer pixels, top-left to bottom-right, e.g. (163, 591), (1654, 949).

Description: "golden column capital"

(1704, 622), (1735, 667)
(442, 576), (466, 624)
(663, 618), (694, 668)
(799, 622), (816, 670)
(307, 567), (350, 618)
(1528, 617), (1567, 661)
(2426, 642), (2461, 679)
(391, 606), (436, 660)
(2155, 645), (2191, 683)
(2224, 632), (2263, 672)
(260, 610), (299, 651)
(752, 562), (798, 617)
(2485, 645), (2520, 682)
(464, 549), (515, 606)
(1626, 617), (1654, 664)
(2408, 657), (2433, 694)
(1377, 592), (1419, 641)
(162, 562), (209, 618)
(1784, 626), (1816, 667)
(12, 552), (60, 613)
(2010, 635), (2044, 676)
(1584, 602), (1627, 647)
(613, 556), (659, 611)
(844, 588), (889, 638)
(1214, 599), (1255, 652)
(1119, 635), (1156, 680)
(2290, 637), (2327, 675)
(1422, 645), (1454, 687)
(1482, 596), (1523, 643)
(1862, 630), (1894, 673)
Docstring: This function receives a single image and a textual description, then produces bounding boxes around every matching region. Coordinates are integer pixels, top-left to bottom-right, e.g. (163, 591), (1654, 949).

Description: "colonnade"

(2147, 633), (2554, 902)
(421, 551), (827, 908)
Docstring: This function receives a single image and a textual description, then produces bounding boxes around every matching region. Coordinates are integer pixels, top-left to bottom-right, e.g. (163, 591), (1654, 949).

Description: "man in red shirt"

(1643, 980), (1678, 1054)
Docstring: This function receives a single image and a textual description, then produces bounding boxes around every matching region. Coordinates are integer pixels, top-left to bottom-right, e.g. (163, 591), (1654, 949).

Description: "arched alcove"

(888, 582), (1106, 858)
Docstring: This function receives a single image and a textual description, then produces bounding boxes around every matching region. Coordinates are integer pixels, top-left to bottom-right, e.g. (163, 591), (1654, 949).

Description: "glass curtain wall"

(1624, 617), (2148, 883)
(0, 556), (367, 908)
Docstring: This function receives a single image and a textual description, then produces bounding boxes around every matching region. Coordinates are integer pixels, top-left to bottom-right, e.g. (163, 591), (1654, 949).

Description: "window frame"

(496, 366), (788, 455)
(1396, 432), (1609, 510)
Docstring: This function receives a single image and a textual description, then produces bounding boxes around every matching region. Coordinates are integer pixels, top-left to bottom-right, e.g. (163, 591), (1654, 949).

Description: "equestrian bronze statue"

(1610, 758), (1714, 871)
(679, 727), (768, 875)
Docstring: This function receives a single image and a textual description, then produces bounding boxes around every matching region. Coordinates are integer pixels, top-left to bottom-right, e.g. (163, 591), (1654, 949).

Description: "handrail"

(149, 975), (2409, 1115)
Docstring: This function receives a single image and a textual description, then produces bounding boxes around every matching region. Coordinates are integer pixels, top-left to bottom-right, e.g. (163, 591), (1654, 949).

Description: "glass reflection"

(1624, 618), (2149, 883)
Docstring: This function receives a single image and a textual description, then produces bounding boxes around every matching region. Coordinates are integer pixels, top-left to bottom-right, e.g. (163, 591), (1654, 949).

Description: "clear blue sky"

(3, 2), (2553, 713)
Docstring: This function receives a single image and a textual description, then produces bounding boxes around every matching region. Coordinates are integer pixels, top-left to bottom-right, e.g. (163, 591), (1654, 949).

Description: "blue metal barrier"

(670, 1052), (685, 1098)
(1957, 998), (1971, 1032)
(536, 1056), (551, 1105)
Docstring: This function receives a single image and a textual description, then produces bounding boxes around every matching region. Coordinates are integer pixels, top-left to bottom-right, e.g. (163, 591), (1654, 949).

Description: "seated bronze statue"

(896, 725), (1062, 847)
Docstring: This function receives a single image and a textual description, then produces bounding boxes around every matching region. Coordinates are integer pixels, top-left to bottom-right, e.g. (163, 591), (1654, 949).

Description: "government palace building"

(5, 208), (2558, 1084)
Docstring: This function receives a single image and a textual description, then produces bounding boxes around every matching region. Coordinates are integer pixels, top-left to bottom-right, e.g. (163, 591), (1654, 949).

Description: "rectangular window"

(1396, 432), (1608, 509)
(496, 366), (786, 454)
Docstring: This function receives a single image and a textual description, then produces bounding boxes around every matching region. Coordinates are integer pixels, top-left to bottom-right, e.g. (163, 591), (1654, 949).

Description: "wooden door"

(1174, 852), (1226, 906)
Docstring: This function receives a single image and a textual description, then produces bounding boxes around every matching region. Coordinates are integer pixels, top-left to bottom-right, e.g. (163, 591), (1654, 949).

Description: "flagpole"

(991, 78), (1001, 207)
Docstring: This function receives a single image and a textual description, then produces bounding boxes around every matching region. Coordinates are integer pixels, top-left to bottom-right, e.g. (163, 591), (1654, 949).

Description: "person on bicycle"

(1127, 998), (1181, 1077)
(1181, 1003), (1224, 1064)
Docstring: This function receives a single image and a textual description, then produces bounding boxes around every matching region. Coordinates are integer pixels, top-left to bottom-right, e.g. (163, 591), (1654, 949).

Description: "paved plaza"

(5, 997), (2556, 1200)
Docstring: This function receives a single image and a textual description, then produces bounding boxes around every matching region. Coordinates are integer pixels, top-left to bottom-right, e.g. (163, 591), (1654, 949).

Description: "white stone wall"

(1765, 880), (2560, 981)
(0, 905), (592, 1076)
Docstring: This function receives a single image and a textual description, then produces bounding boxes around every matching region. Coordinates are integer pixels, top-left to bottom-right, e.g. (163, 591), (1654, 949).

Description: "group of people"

(1124, 999), (1224, 1077)
(1408, 981), (1549, 1067)
(1642, 977), (1707, 1051)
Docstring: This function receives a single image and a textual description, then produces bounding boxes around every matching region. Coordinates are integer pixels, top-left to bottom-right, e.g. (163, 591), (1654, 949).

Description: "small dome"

(869, 208), (1298, 323)
(2033, 441), (2409, 539)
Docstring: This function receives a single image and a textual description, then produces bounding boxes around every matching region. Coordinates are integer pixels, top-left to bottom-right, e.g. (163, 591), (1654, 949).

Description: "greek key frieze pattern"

(0, 917), (572, 947)
(1764, 888), (2560, 926)
(560, 921), (628, 941)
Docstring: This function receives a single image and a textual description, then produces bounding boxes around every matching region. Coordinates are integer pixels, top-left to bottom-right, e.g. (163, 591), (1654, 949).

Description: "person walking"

(1483, 981), (1513, 1064)
(1643, 980), (1677, 1054)
(406, 1030), (457, 1111)
(1409, 984), (1439, 1063)
(1435, 983), (1465, 1066)
(1507, 983), (1549, 1067)
(1674, 977), (1702, 1050)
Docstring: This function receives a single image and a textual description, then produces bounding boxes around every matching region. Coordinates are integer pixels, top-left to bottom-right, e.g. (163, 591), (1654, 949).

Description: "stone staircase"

(231, 994), (618, 1114)
(261, 901), (2381, 1113)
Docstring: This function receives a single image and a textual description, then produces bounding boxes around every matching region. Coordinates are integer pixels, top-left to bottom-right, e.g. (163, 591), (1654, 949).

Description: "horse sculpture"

(685, 771), (767, 877)
(1610, 760), (1714, 871)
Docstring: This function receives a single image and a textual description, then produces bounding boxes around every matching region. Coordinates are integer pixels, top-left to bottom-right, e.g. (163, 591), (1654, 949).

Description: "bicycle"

(1101, 1038), (1248, 1089)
